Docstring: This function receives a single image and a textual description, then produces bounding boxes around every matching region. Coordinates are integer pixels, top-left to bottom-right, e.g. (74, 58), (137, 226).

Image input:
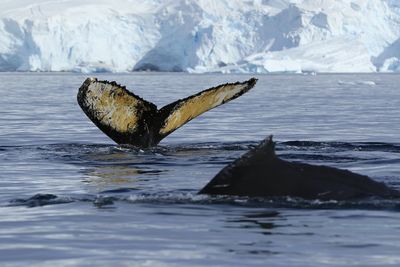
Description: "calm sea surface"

(0, 73), (400, 266)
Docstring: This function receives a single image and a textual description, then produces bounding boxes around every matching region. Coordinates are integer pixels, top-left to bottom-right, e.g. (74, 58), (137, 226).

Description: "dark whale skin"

(199, 136), (400, 201)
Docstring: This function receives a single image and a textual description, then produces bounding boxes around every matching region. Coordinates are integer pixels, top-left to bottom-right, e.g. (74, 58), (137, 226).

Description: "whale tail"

(77, 77), (257, 147)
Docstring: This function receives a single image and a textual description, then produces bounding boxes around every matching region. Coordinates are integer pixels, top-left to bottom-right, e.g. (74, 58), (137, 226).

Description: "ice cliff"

(0, 0), (399, 73)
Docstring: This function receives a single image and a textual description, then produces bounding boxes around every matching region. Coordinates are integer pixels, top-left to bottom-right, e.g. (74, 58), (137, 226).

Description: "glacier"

(0, 0), (399, 73)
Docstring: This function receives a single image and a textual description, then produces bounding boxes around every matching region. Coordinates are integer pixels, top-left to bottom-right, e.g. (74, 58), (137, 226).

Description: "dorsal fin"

(198, 135), (276, 194)
(250, 135), (276, 159)
(232, 135), (277, 167)
(77, 77), (257, 147)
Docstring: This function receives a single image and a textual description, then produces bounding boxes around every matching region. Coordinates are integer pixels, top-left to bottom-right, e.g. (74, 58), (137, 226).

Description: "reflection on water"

(42, 144), (170, 191)
(227, 211), (280, 233)
(83, 165), (142, 187)
(81, 151), (166, 190)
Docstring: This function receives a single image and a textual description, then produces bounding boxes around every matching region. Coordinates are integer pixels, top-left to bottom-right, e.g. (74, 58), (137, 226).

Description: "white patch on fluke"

(160, 82), (252, 135)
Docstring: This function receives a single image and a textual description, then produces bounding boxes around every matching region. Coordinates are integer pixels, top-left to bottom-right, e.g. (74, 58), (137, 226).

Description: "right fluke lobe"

(77, 77), (257, 147)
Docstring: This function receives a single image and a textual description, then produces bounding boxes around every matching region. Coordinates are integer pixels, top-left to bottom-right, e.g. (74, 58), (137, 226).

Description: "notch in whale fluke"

(77, 77), (257, 147)
(199, 135), (400, 200)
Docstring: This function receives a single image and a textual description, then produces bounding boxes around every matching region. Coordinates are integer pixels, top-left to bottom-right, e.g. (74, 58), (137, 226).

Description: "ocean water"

(0, 72), (400, 267)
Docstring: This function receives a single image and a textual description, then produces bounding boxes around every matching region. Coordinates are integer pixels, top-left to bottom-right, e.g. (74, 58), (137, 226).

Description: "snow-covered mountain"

(0, 0), (399, 73)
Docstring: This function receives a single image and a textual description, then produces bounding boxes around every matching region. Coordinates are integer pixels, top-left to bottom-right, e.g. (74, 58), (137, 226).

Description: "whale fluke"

(77, 77), (257, 147)
(199, 136), (400, 200)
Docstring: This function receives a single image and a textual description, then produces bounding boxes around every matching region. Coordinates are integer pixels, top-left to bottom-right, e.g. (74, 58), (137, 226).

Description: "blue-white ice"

(0, 0), (399, 73)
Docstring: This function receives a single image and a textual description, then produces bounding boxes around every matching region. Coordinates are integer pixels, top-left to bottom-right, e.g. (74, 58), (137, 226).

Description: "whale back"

(199, 136), (400, 200)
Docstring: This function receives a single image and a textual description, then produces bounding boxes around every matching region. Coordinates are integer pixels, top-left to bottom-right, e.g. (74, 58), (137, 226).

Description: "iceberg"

(0, 0), (399, 73)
